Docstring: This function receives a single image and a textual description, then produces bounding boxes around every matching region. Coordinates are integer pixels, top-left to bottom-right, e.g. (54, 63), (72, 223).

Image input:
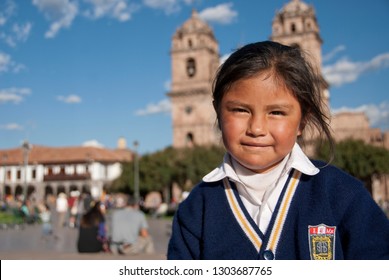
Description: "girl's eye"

(270, 111), (286, 116)
(232, 108), (249, 113)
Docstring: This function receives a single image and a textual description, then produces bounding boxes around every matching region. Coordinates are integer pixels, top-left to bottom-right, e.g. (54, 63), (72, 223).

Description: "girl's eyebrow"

(224, 100), (250, 107)
(225, 100), (294, 110)
(266, 104), (294, 110)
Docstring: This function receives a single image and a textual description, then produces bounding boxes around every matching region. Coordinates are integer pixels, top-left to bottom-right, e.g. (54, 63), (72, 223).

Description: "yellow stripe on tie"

(224, 179), (262, 251)
(267, 170), (301, 252)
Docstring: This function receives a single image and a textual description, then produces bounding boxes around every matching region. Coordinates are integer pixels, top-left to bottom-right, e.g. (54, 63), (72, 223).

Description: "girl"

(167, 41), (389, 260)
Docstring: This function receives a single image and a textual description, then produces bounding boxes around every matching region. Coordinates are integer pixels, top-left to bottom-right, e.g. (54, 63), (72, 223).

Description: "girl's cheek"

(221, 116), (238, 130)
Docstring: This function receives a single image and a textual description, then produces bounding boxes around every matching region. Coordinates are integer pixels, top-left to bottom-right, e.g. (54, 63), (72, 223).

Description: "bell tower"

(271, 0), (323, 70)
(168, 9), (220, 148)
(271, 0), (330, 153)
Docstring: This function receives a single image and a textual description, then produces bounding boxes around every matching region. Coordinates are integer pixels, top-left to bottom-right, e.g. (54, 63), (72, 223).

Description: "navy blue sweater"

(167, 163), (389, 260)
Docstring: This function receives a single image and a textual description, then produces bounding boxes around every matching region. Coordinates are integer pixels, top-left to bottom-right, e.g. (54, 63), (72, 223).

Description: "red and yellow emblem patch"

(308, 224), (336, 260)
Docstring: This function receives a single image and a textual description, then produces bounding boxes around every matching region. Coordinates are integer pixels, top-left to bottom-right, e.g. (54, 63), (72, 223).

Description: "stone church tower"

(271, 0), (323, 70)
(168, 9), (221, 148)
(270, 0), (330, 153)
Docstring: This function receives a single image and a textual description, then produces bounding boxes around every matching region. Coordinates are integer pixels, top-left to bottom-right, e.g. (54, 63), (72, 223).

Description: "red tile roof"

(0, 145), (133, 165)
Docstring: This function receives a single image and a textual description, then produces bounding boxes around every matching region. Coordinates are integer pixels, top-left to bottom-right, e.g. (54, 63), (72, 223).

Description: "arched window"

(185, 105), (193, 114)
(291, 23), (296, 33)
(186, 58), (196, 77)
(186, 133), (194, 147)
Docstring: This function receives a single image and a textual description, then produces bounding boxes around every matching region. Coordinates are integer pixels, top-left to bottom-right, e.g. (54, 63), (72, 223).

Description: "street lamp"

(21, 140), (32, 200)
(133, 141), (140, 204)
(2, 153), (7, 201)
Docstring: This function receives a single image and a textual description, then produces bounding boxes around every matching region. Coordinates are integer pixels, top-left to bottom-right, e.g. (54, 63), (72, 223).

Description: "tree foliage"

(315, 139), (389, 189)
(110, 145), (225, 196)
(112, 139), (389, 197)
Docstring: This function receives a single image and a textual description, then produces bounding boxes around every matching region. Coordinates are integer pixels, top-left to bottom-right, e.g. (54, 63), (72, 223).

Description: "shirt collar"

(203, 143), (319, 183)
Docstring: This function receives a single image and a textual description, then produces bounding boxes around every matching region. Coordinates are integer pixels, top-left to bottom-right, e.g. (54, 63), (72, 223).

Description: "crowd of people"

(1, 191), (155, 256)
(76, 193), (155, 255)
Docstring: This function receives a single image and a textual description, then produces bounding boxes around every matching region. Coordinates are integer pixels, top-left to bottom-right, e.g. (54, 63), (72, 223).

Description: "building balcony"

(43, 173), (91, 182)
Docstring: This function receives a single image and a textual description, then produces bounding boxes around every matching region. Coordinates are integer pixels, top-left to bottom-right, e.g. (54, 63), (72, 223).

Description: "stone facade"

(331, 112), (381, 144)
(271, 0), (323, 71)
(168, 9), (220, 148)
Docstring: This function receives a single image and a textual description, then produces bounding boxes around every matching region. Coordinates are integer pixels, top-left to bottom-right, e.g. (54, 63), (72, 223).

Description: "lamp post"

(2, 154), (7, 202)
(133, 141), (140, 204)
(21, 140), (32, 200)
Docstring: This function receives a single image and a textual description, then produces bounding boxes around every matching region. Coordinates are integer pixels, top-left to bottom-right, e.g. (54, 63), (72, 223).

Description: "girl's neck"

(231, 154), (289, 202)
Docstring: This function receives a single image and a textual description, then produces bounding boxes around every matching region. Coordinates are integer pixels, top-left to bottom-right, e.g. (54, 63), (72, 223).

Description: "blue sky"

(1, 0), (389, 155)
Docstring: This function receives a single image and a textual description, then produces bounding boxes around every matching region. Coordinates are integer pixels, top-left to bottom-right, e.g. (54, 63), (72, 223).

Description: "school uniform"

(167, 144), (389, 260)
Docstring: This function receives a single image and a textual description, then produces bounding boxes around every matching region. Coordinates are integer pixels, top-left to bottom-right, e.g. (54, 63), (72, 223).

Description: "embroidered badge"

(308, 224), (336, 260)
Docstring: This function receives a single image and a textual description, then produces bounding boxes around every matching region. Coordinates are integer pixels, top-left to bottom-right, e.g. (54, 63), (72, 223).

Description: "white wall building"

(0, 141), (133, 202)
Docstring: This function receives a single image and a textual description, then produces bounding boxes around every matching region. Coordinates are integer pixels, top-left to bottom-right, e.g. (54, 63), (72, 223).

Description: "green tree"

(110, 145), (225, 198)
(315, 139), (389, 193)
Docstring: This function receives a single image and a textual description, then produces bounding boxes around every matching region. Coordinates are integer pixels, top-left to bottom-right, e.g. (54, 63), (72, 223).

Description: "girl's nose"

(247, 114), (267, 137)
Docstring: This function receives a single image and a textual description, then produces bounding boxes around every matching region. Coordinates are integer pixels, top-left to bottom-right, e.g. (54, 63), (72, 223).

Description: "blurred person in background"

(55, 193), (68, 229)
(77, 201), (109, 253)
(109, 196), (154, 255)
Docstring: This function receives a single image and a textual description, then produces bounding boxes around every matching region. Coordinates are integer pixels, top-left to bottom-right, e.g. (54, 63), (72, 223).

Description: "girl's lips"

(241, 142), (270, 148)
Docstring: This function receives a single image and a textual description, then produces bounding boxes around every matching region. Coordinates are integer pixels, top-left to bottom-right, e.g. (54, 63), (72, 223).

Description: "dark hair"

(127, 196), (137, 207)
(212, 41), (334, 160)
(80, 201), (104, 227)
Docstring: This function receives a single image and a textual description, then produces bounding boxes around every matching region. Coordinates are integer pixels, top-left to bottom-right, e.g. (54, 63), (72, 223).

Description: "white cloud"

(2, 22), (33, 47)
(83, 0), (139, 22)
(57, 94), (82, 104)
(0, 52), (11, 72)
(82, 139), (104, 147)
(31, 0), (142, 38)
(32, 0), (79, 38)
(220, 52), (231, 65)
(0, 87), (31, 104)
(0, 123), (24, 130)
(323, 45), (346, 63)
(143, 0), (181, 14)
(0, 0), (16, 26)
(199, 3), (238, 25)
(0, 1), (32, 47)
(135, 99), (171, 116)
(332, 101), (389, 130)
(12, 22), (32, 42)
(323, 52), (389, 87)
(0, 51), (25, 73)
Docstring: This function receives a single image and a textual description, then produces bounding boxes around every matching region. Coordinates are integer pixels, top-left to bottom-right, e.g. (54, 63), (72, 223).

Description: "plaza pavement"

(0, 218), (171, 260)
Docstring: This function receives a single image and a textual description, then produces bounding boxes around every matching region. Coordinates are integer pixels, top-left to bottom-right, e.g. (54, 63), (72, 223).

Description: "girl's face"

(219, 74), (303, 173)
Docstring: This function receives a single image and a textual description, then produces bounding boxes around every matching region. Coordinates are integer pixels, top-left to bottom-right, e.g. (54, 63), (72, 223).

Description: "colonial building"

(0, 138), (133, 202)
(168, 9), (221, 148)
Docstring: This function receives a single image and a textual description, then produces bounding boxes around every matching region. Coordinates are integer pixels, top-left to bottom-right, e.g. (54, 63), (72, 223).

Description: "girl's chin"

(236, 159), (283, 174)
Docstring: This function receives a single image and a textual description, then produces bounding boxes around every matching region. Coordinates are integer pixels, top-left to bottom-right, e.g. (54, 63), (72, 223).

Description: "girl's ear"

(298, 118), (306, 136)
(213, 100), (222, 130)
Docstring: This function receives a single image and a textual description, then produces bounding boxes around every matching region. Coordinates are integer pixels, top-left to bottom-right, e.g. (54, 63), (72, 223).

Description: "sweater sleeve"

(167, 185), (204, 260)
(338, 182), (389, 260)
